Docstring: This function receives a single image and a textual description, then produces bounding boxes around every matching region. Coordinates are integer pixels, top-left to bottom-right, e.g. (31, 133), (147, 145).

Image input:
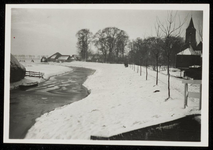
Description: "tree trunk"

(146, 61), (148, 80)
(85, 50), (87, 61)
(108, 50), (112, 63)
(167, 55), (170, 98)
(156, 55), (158, 85)
(141, 60), (142, 76)
(137, 65), (139, 73)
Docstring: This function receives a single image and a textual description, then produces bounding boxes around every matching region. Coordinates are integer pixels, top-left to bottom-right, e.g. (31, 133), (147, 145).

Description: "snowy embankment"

(10, 62), (72, 90)
(25, 62), (200, 140)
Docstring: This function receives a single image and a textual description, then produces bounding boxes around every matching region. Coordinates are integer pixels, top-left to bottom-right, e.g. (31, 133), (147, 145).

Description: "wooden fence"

(25, 71), (44, 78)
(182, 80), (202, 110)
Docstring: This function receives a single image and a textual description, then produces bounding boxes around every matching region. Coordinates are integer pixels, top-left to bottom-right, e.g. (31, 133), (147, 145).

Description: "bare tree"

(102, 27), (122, 62)
(154, 23), (162, 85)
(146, 37), (163, 85)
(129, 38), (150, 80)
(142, 38), (151, 80)
(156, 11), (187, 99)
(127, 40), (135, 64)
(93, 29), (109, 62)
(76, 29), (93, 61)
(93, 27), (129, 63)
(115, 30), (129, 63)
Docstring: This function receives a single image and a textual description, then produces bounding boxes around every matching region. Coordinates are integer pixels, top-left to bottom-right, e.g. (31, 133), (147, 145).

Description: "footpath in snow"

(25, 62), (200, 140)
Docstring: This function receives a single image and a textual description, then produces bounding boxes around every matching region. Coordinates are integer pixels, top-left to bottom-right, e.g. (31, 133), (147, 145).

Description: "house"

(47, 52), (62, 62)
(176, 45), (201, 69)
(56, 55), (72, 62)
(194, 41), (203, 55)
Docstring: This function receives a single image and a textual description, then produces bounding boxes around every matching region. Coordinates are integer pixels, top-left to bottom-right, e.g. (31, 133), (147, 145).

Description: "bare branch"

(157, 11), (188, 38)
(156, 17), (167, 34)
(155, 18), (161, 38)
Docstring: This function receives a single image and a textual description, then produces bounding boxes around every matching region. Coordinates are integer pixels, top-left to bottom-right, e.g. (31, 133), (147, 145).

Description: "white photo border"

(4, 4), (209, 147)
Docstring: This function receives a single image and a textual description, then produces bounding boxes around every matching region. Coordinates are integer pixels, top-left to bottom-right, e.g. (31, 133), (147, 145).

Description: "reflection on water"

(9, 67), (95, 139)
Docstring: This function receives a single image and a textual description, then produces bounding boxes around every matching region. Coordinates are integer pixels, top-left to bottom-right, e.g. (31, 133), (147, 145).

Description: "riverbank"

(10, 66), (94, 139)
(10, 62), (72, 90)
(25, 61), (201, 140)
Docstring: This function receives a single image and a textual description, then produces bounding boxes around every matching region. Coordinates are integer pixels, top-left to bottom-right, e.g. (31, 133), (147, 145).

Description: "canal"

(9, 66), (95, 139)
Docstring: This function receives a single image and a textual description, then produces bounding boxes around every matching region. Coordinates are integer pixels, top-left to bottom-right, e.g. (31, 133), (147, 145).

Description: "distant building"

(47, 52), (74, 62)
(176, 17), (202, 79)
(56, 55), (72, 62)
(183, 17), (203, 53)
(47, 52), (62, 62)
(185, 18), (197, 49)
(194, 41), (203, 55)
(176, 45), (201, 69)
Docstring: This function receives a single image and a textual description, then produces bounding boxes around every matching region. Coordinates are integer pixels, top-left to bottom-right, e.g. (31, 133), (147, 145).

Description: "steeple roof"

(187, 17), (195, 29)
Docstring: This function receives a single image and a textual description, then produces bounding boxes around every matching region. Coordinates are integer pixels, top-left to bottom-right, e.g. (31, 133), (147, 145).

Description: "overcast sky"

(11, 8), (203, 56)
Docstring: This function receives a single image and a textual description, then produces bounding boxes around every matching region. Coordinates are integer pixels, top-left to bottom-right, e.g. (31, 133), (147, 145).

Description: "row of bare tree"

(128, 11), (188, 99)
(76, 11), (188, 99)
(128, 36), (184, 83)
(76, 27), (129, 63)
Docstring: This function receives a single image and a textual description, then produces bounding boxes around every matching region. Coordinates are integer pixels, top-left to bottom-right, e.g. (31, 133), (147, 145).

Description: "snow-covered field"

(10, 62), (72, 90)
(24, 61), (201, 140)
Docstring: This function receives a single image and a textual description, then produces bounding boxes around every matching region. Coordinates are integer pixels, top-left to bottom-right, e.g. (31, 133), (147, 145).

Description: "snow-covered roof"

(48, 52), (62, 59)
(177, 46), (198, 55)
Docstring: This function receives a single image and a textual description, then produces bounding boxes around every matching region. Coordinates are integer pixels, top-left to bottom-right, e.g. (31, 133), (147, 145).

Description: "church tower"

(185, 17), (197, 49)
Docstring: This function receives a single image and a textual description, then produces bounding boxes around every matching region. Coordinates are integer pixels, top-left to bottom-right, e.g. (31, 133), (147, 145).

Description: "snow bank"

(25, 62), (200, 140)
(24, 63), (72, 79)
(10, 63), (72, 90)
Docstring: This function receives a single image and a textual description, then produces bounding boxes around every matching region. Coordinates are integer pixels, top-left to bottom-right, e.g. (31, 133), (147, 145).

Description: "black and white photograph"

(4, 4), (209, 146)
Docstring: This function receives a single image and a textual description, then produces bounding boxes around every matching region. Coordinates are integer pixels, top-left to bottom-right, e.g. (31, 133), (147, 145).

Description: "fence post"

(183, 80), (201, 109)
(199, 84), (202, 110)
(184, 83), (188, 108)
(137, 65), (139, 73)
